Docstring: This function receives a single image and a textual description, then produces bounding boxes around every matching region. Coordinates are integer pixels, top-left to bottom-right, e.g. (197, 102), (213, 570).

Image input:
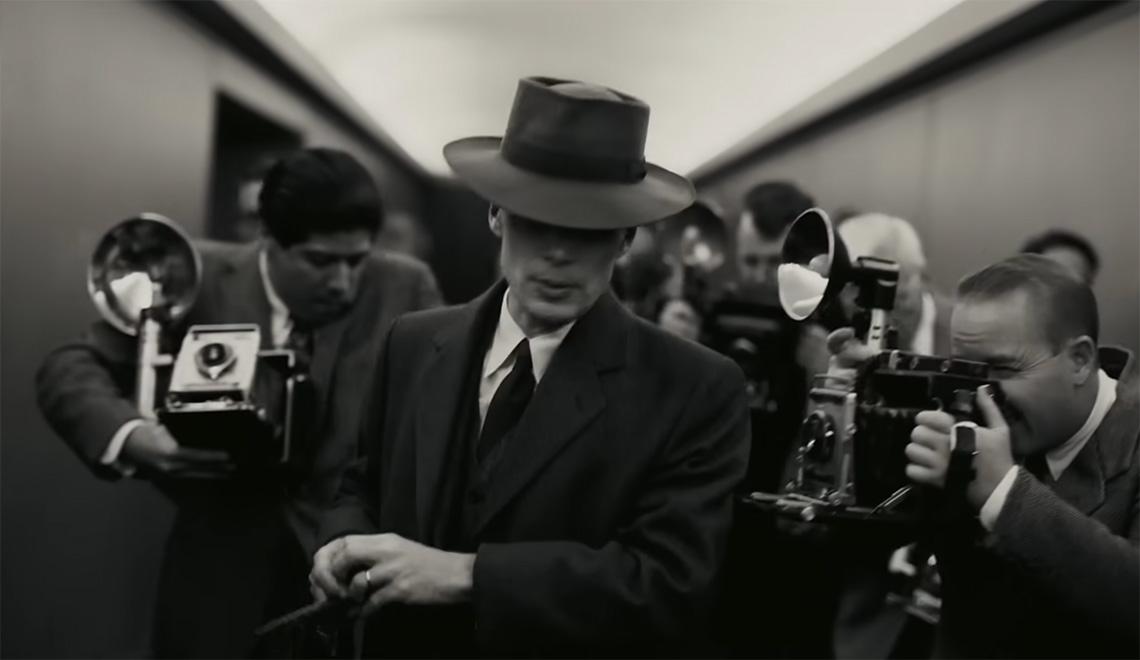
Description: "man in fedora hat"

(310, 77), (751, 655)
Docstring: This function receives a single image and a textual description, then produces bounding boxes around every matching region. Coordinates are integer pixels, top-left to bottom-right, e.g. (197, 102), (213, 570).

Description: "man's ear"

(1067, 335), (1098, 386)
(488, 204), (503, 238)
(618, 227), (638, 256)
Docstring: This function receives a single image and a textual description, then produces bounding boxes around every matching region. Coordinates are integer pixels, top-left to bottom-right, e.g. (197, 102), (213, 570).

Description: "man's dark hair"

(258, 147), (383, 247)
(1020, 229), (1099, 279)
(742, 181), (815, 239)
(957, 254), (1099, 350)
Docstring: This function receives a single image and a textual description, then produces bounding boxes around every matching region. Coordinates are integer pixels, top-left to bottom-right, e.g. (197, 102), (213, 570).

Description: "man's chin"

(529, 302), (580, 327)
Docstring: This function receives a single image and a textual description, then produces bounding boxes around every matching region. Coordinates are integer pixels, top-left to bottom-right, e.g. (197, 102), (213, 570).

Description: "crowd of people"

(36, 75), (1137, 659)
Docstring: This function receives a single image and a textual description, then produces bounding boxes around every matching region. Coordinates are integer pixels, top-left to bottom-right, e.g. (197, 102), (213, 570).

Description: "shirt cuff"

(979, 465), (1019, 531)
(101, 419), (142, 477)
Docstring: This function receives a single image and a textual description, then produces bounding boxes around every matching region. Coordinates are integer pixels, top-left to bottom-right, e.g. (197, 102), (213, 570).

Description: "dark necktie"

(1023, 453), (1052, 484)
(477, 340), (535, 463)
(285, 322), (314, 373)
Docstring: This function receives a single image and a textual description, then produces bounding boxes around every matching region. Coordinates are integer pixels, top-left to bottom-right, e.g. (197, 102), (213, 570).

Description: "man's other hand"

(657, 299), (701, 342)
(826, 327), (876, 370)
(122, 422), (235, 478)
(310, 539), (350, 603)
(312, 533), (475, 615)
(907, 385), (1015, 510)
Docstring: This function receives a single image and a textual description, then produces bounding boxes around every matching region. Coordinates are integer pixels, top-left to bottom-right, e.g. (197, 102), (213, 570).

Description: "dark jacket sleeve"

(471, 361), (751, 649)
(990, 467), (1139, 643)
(35, 321), (144, 480)
(317, 318), (401, 547)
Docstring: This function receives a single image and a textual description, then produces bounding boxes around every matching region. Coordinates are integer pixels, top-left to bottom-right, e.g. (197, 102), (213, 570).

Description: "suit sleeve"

(317, 318), (400, 547)
(989, 467), (1139, 644)
(472, 360), (751, 648)
(35, 321), (145, 480)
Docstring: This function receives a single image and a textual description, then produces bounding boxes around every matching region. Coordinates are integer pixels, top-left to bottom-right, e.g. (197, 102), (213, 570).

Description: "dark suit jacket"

(934, 347), (1139, 658)
(36, 239), (441, 656)
(320, 282), (752, 656)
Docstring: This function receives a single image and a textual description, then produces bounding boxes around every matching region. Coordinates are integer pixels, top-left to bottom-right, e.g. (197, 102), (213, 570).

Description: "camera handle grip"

(946, 422), (979, 500)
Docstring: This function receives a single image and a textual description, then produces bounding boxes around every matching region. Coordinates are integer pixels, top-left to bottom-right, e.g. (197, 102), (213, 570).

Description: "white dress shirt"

(477, 290), (574, 429)
(979, 368), (1119, 530)
(259, 248), (293, 349)
(100, 247), (290, 473)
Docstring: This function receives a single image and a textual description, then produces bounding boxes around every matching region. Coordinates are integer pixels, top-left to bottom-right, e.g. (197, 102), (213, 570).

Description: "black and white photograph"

(1, 0), (1137, 658)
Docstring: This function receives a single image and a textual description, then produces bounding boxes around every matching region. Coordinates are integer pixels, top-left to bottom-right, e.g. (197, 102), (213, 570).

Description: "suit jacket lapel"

(414, 282), (506, 535)
(473, 293), (629, 536)
(1051, 350), (1139, 515)
(214, 244), (274, 348)
(1051, 438), (1106, 515)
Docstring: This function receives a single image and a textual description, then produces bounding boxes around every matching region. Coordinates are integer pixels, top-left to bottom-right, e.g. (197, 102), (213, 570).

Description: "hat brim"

(444, 137), (695, 230)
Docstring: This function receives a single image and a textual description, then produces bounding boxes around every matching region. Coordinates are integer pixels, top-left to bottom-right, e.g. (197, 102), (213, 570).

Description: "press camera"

(751, 208), (1002, 523)
(88, 214), (312, 469)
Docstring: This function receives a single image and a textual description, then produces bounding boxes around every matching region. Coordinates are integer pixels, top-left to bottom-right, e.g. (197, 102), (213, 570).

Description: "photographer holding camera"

(36, 148), (442, 657)
(832, 253), (1138, 657)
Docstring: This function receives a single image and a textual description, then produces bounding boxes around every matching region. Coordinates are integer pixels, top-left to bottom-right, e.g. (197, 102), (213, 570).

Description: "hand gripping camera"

(748, 208), (1001, 524)
(87, 214), (313, 468)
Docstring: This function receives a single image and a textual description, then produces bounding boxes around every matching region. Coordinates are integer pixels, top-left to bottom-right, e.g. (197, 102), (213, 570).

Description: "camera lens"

(199, 342), (229, 367)
(802, 411), (836, 462)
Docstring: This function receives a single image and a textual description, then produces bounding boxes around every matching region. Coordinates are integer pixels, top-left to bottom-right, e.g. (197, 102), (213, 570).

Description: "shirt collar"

(483, 288), (575, 384)
(1046, 368), (1118, 480)
(258, 248), (292, 347)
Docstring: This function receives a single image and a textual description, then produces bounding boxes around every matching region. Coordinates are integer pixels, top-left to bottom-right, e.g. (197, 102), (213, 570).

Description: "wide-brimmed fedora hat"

(444, 76), (696, 230)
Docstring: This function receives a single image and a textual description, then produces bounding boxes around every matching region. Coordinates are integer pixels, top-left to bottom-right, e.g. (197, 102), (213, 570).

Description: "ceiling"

(256, 0), (961, 177)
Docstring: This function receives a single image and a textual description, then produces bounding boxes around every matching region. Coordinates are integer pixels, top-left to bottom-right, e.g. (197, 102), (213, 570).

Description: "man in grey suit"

(875, 254), (1137, 657)
(37, 147), (441, 657)
(309, 77), (752, 656)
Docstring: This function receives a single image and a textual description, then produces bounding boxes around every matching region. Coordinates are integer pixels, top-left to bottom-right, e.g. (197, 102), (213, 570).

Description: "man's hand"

(310, 533), (475, 615)
(122, 422), (234, 478)
(310, 538), (349, 603)
(823, 327), (876, 384)
(907, 385), (1015, 510)
(657, 299), (701, 342)
(826, 327), (876, 370)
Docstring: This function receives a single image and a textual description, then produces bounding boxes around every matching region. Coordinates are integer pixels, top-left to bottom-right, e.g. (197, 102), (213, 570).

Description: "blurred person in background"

(650, 199), (729, 343)
(734, 181), (816, 305)
(36, 147), (441, 658)
(721, 181), (824, 490)
(611, 225), (674, 322)
(1020, 228), (1100, 285)
(233, 158), (277, 243)
(836, 212), (952, 356)
(375, 209), (435, 262)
